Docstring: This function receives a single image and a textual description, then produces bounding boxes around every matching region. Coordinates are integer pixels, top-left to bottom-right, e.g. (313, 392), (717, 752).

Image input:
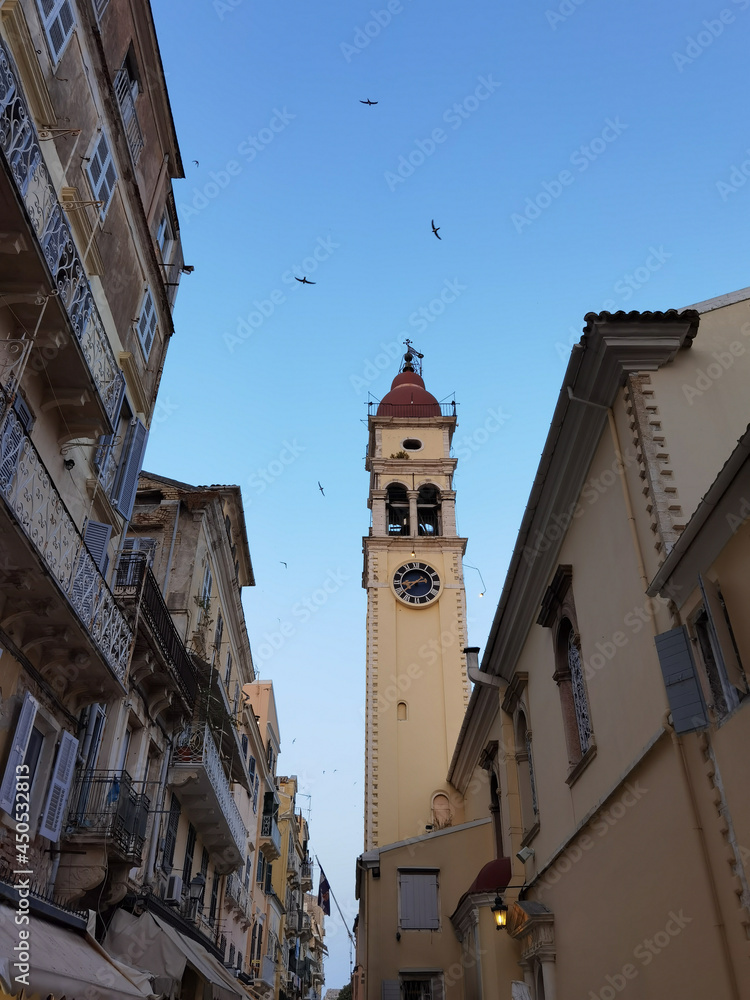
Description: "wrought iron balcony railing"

(225, 871), (250, 916)
(260, 812), (281, 856)
(171, 722), (247, 859)
(66, 768), (149, 862)
(115, 552), (197, 702)
(0, 41), (125, 427)
(0, 408), (132, 680)
(370, 400), (456, 418)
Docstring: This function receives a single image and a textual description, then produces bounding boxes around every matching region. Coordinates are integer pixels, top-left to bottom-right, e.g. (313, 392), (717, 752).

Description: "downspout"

(162, 499), (181, 597)
(464, 647), (503, 688)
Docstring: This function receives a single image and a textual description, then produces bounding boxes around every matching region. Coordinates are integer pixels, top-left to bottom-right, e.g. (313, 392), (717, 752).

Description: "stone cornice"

(449, 311), (698, 786)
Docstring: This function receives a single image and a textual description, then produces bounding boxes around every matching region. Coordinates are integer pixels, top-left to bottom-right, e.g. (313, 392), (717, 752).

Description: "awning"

(0, 904), (155, 1000)
(104, 909), (243, 1000)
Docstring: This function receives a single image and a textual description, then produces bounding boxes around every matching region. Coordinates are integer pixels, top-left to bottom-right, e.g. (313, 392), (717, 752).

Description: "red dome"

(377, 371), (441, 417)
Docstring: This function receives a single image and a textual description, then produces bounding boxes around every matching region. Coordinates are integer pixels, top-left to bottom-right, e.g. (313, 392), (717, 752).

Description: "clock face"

(393, 562), (441, 605)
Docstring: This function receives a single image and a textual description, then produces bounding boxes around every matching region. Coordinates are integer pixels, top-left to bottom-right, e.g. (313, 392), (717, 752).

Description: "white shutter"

(137, 288), (158, 359)
(0, 692), (39, 814)
(39, 730), (79, 841)
(38, 0), (75, 63)
(113, 418), (149, 520)
(83, 519), (112, 573)
(699, 576), (747, 694)
(87, 132), (117, 218)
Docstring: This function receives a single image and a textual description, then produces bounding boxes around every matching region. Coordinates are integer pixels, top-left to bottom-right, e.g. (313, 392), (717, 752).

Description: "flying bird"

(360, 99), (378, 106)
(193, 160), (199, 167)
(280, 561), (287, 568)
(431, 220), (441, 240)
(318, 482), (325, 496)
(295, 276), (316, 284)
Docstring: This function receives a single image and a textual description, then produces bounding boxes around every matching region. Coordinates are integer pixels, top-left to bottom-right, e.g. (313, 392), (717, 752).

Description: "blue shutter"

(39, 730), (79, 841)
(137, 289), (158, 359)
(113, 418), (148, 520)
(0, 692), (39, 814)
(39, 0), (75, 63)
(83, 519), (112, 573)
(399, 873), (415, 928)
(655, 626), (708, 733)
(87, 132), (117, 217)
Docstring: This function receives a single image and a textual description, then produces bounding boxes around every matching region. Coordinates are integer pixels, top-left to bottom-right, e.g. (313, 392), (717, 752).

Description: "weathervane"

(400, 339), (424, 376)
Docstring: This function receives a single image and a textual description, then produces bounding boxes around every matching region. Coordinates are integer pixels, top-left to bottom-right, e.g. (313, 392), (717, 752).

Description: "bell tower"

(363, 345), (470, 850)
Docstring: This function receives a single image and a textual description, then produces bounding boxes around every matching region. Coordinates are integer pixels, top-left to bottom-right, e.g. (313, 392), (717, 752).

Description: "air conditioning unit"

(165, 874), (183, 904)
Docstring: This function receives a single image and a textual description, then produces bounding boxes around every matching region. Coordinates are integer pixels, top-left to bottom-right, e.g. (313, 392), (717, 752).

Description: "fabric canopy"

(0, 905), (155, 1000)
(104, 909), (243, 1000)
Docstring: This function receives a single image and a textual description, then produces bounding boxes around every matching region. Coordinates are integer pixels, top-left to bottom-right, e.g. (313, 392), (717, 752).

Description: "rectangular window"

(114, 53), (144, 163)
(209, 872), (219, 926)
(225, 650), (233, 688)
(244, 853), (253, 890)
(252, 773), (259, 813)
(86, 131), (117, 219)
(398, 870), (439, 930)
(112, 418), (149, 521)
(37, 0), (75, 64)
(200, 847), (209, 878)
(199, 565), (212, 621)
(136, 287), (158, 360)
(256, 853), (266, 886)
(213, 612), (224, 666)
(696, 575), (748, 718)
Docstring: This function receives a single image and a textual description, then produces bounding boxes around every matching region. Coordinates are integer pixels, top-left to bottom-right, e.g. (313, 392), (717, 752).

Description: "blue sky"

(149, 0), (749, 985)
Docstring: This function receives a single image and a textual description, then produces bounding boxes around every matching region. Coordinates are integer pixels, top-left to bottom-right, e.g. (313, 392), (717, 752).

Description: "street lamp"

(189, 873), (205, 918)
(491, 893), (508, 930)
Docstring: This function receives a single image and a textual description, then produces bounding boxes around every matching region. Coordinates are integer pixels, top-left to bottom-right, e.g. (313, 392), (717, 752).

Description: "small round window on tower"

(402, 439), (422, 451)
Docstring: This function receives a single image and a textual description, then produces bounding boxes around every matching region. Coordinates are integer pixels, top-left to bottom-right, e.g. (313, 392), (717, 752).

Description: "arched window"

(516, 711), (538, 836)
(432, 792), (452, 829)
(386, 483), (410, 536)
(397, 701), (408, 721)
(556, 619), (593, 764)
(417, 485), (440, 537)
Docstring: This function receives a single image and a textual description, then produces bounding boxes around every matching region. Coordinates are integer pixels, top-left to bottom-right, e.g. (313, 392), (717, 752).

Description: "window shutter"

(12, 393), (34, 432)
(431, 977), (444, 1000)
(699, 576), (747, 694)
(399, 871), (439, 929)
(38, 0), (75, 63)
(113, 418), (149, 521)
(137, 288), (158, 359)
(39, 730), (79, 841)
(87, 132), (117, 216)
(0, 692), (39, 814)
(163, 794), (181, 871)
(83, 519), (112, 573)
(655, 626), (708, 733)
(253, 773), (259, 812)
(399, 873), (415, 928)
(382, 981), (401, 1000)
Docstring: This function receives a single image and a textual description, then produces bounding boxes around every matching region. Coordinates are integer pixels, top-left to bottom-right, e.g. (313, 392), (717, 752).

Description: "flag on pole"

(317, 865), (331, 916)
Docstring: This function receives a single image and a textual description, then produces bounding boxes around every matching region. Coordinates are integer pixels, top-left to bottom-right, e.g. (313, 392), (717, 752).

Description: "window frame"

(36, 0), (76, 67)
(85, 130), (118, 220)
(397, 868), (440, 931)
(135, 287), (159, 361)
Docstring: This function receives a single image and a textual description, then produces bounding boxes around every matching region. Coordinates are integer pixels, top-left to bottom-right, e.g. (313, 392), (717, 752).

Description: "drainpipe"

(162, 500), (181, 597)
(464, 647), (503, 688)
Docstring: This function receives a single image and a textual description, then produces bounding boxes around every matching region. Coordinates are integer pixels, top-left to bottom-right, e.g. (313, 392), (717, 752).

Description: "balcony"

(224, 871), (250, 923)
(300, 859), (313, 892)
(0, 40), (125, 430)
(168, 722), (247, 872)
(65, 769), (149, 863)
(260, 812), (281, 860)
(0, 402), (132, 694)
(114, 553), (197, 720)
(287, 851), (301, 885)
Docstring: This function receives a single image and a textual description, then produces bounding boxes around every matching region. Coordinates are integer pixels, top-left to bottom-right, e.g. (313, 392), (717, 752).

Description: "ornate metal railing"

(0, 41), (125, 426)
(114, 68), (144, 163)
(66, 768), (149, 862)
(370, 401), (456, 418)
(115, 552), (197, 702)
(225, 871), (250, 916)
(172, 722), (247, 857)
(261, 811), (281, 855)
(0, 339), (31, 404)
(0, 408), (132, 680)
